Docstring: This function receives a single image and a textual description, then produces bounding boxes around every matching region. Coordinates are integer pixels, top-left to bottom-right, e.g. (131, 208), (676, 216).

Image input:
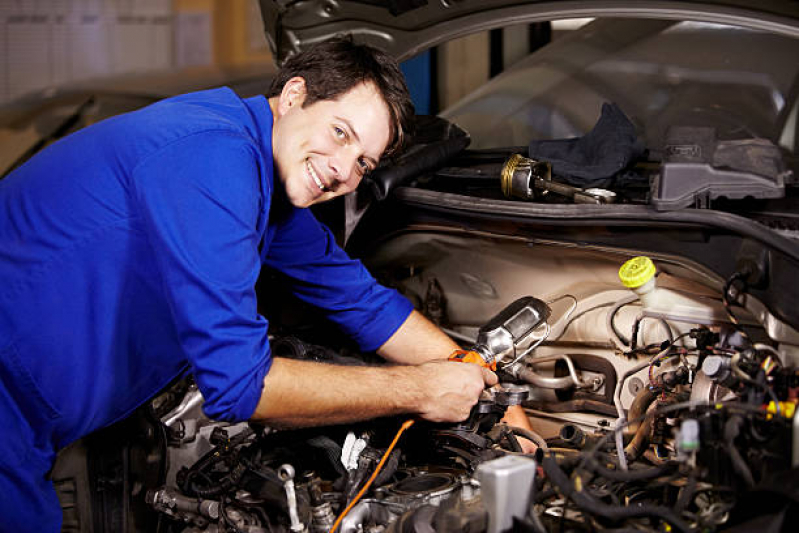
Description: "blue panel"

(400, 51), (431, 115)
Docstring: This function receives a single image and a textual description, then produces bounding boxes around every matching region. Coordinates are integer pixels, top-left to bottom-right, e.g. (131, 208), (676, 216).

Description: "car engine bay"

(8, 4), (799, 531)
(59, 229), (797, 533)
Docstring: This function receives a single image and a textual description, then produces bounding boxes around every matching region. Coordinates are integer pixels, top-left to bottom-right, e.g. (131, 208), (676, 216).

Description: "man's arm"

(253, 308), (535, 451)
(252, 356), (496, 427)
(376, 309), (457, 365)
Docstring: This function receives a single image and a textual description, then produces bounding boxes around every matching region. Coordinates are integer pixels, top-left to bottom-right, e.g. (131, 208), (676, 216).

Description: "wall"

(0, 0), (272, 105)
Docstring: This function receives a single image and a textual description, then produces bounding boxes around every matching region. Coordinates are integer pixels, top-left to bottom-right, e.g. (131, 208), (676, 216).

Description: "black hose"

(675, 473), (697, 515)
(307, 435), (348, 479)
(583, 458), (675, 482)
(542, 455), (693, 533)
(505, 430), (524, 453)
(724, 415), (755, 487)
(372, 448), (401, 487)
(506, 425), (549, 451)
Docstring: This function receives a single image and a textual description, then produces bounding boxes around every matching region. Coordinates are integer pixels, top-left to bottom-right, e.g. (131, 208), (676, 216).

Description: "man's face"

(271, 78), (392, 208)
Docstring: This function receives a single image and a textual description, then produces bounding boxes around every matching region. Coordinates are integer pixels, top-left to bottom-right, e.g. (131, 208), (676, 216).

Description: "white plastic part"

(341, 432), (367, 471)
(477, 455), (537, 533)
(631, 275), (728, 326)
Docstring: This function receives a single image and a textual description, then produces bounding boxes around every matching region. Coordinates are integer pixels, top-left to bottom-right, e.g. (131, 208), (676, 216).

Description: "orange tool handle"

(448, 349), (496, 371)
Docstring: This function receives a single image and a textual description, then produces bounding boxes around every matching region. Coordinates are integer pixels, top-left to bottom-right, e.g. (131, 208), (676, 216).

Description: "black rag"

(528, 102), (643, 188)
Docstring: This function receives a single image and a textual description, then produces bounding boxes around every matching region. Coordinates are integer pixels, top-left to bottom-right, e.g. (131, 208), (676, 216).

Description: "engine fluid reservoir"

(618, 256), (728, 325)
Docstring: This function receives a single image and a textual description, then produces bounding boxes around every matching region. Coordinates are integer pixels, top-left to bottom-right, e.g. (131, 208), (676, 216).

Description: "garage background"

(0, 0), (586, 114)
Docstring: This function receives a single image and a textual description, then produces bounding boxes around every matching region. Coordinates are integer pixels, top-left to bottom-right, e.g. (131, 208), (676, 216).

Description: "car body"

(8, 1), (799, 531)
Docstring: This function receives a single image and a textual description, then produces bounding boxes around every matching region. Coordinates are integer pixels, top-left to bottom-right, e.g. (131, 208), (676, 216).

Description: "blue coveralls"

(0, 88), (413, 531)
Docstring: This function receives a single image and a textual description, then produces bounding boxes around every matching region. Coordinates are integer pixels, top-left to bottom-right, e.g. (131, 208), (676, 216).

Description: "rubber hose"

(584, 458), (674, 482)
(626, 387), (659, 434)
(542, 456), (692, 533)
(507, 425), (549, 451)
(624, 386), (662, 462)
(724, 415), (755, 487)
(307, 435), (348, 479)
(624, 415), (654, 463)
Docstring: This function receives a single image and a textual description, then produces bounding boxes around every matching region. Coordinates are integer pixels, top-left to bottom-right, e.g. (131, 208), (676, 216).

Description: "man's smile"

(306, 159), (328, 192)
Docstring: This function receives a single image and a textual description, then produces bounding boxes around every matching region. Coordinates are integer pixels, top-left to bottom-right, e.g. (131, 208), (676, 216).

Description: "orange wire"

(329, 419), (415, 533)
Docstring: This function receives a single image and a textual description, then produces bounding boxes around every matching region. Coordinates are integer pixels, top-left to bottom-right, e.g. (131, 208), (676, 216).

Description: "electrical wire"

(754, 343), (783, 366)
(607, 295), (639, 352)
(581, 399), (775, 474)
(722, 272), (751, 346)
(329, 419), (415, 533)
(544, 294), (578, 341)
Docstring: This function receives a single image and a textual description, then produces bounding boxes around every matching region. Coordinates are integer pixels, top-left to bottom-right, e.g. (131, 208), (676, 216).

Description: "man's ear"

(278, 77), (307, 115)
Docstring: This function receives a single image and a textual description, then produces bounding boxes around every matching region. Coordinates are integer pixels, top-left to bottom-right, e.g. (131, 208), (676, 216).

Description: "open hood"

(259, 0), (799, 63)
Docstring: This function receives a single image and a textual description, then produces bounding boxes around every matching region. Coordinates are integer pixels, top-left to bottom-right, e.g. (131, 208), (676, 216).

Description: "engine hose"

(623, 386), (659, 462)
(623, 415), (653, 463)
(372, 448), (401, 487)
(627, 392), (686, 463)
(626, 387), (659, 435)
(675, 472), (698, 514)
(583, 458), (675, 482)
(542, 456), (692, 533)
(724, 415), (755, 487)
(506, 425), (549, 452)
(306, 435), (348, 479)
(505, 430), (524, 452)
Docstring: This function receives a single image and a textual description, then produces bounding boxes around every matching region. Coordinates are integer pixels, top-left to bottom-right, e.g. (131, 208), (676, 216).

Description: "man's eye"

(334, 127), (346, 139)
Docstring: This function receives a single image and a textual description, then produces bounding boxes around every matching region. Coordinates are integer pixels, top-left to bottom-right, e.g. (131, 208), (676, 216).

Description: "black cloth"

(528, 102), (643, 188)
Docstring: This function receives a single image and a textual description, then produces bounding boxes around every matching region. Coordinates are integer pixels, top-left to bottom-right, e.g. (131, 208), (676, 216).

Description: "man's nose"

(329, 148), (360, 185)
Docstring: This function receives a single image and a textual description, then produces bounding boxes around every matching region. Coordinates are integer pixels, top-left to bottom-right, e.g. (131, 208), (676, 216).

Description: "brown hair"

(267, 37), (415, 158)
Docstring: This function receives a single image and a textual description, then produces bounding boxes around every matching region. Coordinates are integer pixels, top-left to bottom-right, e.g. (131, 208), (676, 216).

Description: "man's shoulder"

(94, 87), (270, 168)
(133, 87), (255, 139)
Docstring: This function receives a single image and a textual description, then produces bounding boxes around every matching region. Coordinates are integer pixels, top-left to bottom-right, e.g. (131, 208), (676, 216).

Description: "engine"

(139, 240), (798, 533)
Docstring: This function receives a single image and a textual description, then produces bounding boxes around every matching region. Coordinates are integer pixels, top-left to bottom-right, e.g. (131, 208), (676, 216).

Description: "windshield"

(441, 18), (799, 156)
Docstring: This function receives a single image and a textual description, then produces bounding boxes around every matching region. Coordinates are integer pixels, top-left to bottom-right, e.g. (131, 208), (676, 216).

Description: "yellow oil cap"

(619, 256), (656, 289)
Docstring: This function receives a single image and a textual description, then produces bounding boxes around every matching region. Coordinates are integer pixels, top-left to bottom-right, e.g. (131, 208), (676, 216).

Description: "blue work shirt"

(0, 88), (412, 526)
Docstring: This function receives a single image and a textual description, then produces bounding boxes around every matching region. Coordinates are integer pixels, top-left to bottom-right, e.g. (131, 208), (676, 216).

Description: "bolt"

(628, 377), (644, 396)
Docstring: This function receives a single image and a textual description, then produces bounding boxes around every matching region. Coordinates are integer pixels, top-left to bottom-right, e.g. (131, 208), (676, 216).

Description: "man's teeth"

(306, 160), (326, 192)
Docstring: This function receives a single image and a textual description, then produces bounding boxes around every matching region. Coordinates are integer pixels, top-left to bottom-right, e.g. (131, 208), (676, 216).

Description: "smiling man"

(0, 38), (514, 531)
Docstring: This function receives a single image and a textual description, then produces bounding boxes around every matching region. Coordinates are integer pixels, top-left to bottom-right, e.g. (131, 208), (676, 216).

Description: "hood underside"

(259, 0), (799, 63)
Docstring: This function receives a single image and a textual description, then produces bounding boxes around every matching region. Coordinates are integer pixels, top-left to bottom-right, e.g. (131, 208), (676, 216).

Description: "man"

(0, 38), (526, 531)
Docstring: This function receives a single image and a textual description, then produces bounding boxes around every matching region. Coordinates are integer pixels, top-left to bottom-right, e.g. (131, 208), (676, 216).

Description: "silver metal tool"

(501, 153), (617, 204)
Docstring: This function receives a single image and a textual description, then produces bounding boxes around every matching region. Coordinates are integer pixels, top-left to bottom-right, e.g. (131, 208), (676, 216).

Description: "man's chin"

(284, 185), (316, 208)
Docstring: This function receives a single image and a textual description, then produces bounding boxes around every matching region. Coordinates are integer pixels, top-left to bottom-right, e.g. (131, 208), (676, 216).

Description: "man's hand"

(379, 310), (540, 445)
(411, 360), (498, 422)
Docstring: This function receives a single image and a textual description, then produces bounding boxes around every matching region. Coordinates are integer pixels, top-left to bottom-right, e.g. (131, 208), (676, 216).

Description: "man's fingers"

(481, 367), (499, 387)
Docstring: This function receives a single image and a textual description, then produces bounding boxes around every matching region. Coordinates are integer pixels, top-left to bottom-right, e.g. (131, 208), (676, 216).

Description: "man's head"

(267, 37), (414, 208)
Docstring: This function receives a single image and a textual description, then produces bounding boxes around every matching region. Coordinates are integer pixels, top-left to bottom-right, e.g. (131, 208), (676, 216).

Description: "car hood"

(259, 0), (799, 63)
